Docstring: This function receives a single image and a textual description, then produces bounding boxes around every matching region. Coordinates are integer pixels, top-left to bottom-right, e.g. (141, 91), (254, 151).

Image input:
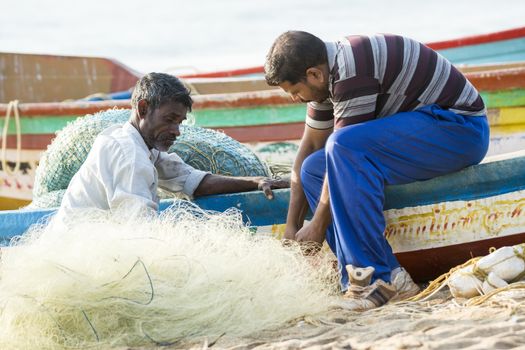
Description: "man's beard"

(308, 83), (330, 103)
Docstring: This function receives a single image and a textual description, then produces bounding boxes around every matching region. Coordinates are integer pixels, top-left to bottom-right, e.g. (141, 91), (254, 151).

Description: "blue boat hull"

(2, 153), (525, 281)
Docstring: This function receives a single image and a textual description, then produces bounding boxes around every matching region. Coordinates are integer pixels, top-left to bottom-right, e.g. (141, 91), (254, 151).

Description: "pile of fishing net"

(0, 202), (338, 349)
(31, 108), (270, 208)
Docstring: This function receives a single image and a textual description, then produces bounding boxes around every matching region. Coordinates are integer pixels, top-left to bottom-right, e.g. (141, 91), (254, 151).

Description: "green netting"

(30, 108), (269, 209)
(33, 109), (130, 198)
(168, 126), (269, 177)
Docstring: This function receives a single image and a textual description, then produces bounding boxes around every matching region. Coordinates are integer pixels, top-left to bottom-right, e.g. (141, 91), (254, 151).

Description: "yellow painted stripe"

(488, 107), (525, 126)
(0, 197), (31, 210)
(490, 124), (525, 135)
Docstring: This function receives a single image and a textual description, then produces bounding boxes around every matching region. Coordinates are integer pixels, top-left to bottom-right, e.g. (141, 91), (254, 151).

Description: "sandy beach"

(167, 288), (525, 350)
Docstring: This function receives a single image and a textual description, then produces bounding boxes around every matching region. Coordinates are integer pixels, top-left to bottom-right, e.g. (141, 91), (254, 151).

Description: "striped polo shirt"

(307, 34), (486, 130)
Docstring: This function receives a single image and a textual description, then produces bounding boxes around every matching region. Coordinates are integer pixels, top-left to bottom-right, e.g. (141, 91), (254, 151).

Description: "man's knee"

(300, 152), (317, 180)
(325, 126), (365, 156)
(301, 150), (325, 183)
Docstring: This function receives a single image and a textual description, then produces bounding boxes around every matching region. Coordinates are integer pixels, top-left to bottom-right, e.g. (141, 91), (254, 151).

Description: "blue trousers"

(301, 105), (489, 289)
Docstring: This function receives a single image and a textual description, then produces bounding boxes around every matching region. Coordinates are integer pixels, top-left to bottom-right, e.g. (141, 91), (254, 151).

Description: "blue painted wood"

(439, 38), (525, 64)
(0, 209), (55, 245)
(384, 155), (525, 209)
(0, 190), (294, 244)
(1, 155), (525, 244)
(161, 190), (293, 226)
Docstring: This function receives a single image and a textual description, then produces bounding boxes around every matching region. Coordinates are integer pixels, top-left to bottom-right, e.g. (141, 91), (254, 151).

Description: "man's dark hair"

(264, 31), (328, 86)
(131, 72), (193, 112)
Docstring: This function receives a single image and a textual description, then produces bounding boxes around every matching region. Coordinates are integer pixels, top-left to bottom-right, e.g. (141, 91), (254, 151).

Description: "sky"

(1, 0), (524, 74)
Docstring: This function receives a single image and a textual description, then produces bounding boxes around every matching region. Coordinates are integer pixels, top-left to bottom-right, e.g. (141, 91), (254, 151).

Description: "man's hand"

(257, 178), (290, 199)
(194, 174), (289, 197)
(294, 222), (325, 256)
(295, 222), (326, 243)
(283, 224), (300, 240)
(281, 223), (321, 256)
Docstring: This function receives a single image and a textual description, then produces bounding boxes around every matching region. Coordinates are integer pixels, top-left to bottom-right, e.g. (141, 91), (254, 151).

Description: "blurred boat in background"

(178, 25), (525, 79)
(2, 26), (524, 103)
(0, 53), (141, 104)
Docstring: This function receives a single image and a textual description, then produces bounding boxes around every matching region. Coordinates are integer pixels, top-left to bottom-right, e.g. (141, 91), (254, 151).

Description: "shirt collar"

(325, 41), (337, 72)
(122, 122), (159, 161)
(325, 41), (338, 98)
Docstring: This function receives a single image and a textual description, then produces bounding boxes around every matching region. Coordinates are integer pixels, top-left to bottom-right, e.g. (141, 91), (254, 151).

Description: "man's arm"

(294, 175), (331, 243)
(193, 174), (289, 199)
(157, 151), (288, 199)
(284, 125), (332, 240)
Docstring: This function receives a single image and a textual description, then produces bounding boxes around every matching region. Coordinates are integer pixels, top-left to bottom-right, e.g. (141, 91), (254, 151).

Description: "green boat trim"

(1, 92), (525, 136)
(480, 88), (525, 108)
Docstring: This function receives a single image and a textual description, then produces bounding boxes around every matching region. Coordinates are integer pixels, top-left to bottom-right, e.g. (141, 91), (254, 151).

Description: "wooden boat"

(2, 26), (524, 103)
(179, 26), (525, 79)
(2, 63), (523, 147)
(0, 52), (141, 103)
(2, 62), (524, 143)
(1, 63), (525, 209)
(1, 149), (524, 282)
(1, 26), (525, 209)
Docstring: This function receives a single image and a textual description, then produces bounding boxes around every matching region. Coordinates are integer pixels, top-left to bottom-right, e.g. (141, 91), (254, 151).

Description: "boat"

(178, 26), (525, 79)
(0, 52), (141, 103)
(1, 149), (524, 282)
(1, 27), (525, 209)
(1, 62), (525, 209)
(2, 26), (524, 103)
(2, 62), (524, 145)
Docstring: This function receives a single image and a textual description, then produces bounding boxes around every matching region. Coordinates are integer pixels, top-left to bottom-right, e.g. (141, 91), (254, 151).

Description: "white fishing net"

(0, 201), (338, 349)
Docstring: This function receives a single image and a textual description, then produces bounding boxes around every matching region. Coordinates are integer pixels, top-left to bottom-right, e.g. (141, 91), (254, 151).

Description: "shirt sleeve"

(98, 138), (159, 213)
(306, 100), (335, 129)
(155, 151), (209, 196)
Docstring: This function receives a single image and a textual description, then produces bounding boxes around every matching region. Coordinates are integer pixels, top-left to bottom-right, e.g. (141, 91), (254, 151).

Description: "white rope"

(1, 100), (22, 176)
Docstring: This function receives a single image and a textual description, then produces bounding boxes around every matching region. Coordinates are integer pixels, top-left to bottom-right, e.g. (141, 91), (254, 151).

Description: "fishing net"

(30, 108), (269, 208)
(0, 203), (338, 349)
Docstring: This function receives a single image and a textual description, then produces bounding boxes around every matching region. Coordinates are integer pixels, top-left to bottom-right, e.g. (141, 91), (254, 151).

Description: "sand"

(141, 288), (525, 350)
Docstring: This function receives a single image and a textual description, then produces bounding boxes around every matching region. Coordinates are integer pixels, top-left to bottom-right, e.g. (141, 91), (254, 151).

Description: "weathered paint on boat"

(1, 86), (524, 148)
(1, 151), (525, 281)
(430, 27), (525, 65)
(183, 76), (278, 95)
(183, 62), (525, 96)
(467, 67), (525, 91)
(3, 106), (525, 149)
(0, 52), (141, 103)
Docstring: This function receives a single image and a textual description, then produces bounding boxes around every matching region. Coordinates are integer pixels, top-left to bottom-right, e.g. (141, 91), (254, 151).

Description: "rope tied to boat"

(1, 100), (22, 176)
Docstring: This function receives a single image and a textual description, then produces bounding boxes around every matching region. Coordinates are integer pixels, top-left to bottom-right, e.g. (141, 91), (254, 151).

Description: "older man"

(55, 73), (288, 224)
(265, 31), (489, 310)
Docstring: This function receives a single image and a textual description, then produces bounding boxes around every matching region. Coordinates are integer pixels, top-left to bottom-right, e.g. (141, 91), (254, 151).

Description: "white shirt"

(55, 122), (208, 222)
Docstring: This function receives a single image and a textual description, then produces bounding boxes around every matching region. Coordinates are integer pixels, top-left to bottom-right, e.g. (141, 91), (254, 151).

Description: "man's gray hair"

(131, 72), (193, 112)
